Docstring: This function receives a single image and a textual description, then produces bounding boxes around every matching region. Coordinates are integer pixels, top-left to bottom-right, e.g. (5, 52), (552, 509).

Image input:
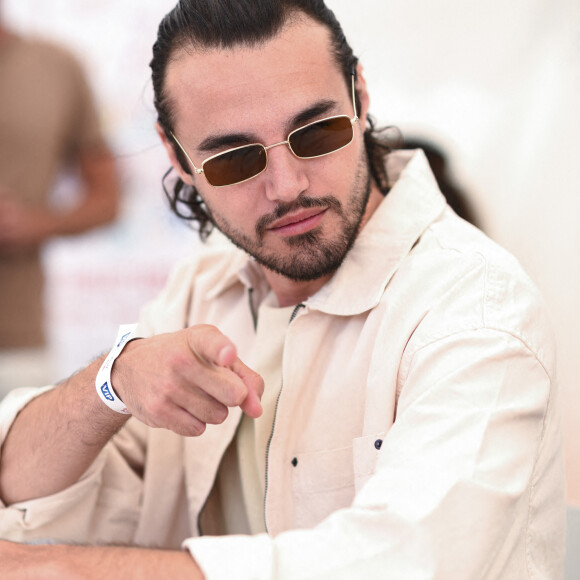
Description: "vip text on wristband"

(95, 323), (138, 414)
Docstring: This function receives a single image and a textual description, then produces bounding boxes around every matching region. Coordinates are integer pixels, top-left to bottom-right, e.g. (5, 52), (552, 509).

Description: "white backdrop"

(3, 0), (579, 502)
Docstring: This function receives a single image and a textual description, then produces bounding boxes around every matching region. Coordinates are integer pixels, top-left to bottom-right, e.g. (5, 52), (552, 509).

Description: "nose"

(261, 141), (310, 203)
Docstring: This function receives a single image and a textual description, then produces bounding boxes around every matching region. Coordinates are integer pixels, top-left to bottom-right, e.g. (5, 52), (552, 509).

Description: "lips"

(268, 207), (327, 232)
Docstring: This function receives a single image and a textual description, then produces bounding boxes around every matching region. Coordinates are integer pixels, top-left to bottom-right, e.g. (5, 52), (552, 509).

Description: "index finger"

(230, 357), (264, 419)
(187, 324), (263, 417)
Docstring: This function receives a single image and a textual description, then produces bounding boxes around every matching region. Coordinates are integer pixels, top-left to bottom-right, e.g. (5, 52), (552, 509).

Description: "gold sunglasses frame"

(170, 74), (359, 188)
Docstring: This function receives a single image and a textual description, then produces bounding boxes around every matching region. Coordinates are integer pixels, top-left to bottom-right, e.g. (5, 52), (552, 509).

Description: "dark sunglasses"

(170, 75), (359, 188)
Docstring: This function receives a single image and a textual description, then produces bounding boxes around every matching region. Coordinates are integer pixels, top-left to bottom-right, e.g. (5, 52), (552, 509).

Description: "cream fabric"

(207, 293), (294, 536)
(235, 294), (294, 533)
(0, 150), (565, 579)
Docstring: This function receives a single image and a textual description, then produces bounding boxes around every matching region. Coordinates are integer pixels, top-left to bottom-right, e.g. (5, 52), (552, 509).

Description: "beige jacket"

(0, 151), (565, 579)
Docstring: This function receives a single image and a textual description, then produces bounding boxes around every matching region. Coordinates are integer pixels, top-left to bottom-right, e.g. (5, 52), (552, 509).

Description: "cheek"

(202, 189), (260, 230)
(308, 147), (361, 193)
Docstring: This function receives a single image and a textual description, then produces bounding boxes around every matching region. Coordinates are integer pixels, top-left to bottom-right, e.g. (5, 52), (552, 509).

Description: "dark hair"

(151, 0), (397, 239)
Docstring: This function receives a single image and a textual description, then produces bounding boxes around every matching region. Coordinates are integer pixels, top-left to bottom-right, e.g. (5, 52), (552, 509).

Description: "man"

(0, 4), (120, 395)
(0, 1), (565, 578)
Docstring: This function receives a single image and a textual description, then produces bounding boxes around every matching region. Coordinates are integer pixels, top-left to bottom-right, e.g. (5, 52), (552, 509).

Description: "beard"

(207, 150), (373, 282)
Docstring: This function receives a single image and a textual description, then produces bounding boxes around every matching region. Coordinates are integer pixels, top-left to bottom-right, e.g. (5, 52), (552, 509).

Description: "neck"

(261, 268), (333, 307)
(263, 180), (384, 307)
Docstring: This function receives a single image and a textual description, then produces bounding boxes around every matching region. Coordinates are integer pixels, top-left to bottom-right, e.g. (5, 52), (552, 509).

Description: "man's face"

(163, 16), (381, 282)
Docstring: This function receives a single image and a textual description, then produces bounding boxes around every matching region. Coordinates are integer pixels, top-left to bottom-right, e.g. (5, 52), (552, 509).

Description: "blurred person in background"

(0, 2), (120, 397)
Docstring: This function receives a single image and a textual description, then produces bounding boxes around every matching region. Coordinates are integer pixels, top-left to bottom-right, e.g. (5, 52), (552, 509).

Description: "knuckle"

(225, 383), (247, 407)
(210, 405), (229, 425)
(189, 324), (218, 341)
(164, 350), (191, 373)
(187, 421), (206, 437)
(146, 391), (171, 418)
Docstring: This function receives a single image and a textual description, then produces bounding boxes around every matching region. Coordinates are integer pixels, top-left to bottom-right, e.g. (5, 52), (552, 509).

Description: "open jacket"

(0, 150), (565, 579)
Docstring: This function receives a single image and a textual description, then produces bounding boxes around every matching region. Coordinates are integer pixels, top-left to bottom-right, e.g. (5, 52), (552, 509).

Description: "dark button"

(374, 439), (383, 450)
(291, 457), (298, 467)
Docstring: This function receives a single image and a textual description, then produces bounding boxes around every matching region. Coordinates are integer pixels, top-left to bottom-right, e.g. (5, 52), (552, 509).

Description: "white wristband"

(95, 323), (138, 414)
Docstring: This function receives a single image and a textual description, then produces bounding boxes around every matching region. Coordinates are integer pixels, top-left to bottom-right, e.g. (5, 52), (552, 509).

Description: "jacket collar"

(307, 149), (446, 315)
(206, 149), (446, 314)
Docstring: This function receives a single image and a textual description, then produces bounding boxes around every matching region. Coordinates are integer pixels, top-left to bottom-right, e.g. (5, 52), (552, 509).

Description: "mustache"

(255, 194), (342, 238)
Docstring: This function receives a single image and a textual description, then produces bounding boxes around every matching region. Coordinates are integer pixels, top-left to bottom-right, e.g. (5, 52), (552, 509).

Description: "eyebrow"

(196, 98), (338, 154)
(289, 99), (337, 131)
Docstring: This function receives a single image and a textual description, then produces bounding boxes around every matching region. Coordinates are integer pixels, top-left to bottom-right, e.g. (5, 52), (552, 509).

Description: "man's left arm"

(0, 540), (203, 580)
(48, 147), (120, 237)
(0, 148), (119, 252)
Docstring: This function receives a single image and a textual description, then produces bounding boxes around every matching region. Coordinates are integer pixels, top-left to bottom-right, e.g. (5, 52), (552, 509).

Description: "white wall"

(3, 0), (579, 502)
(328, 0), (580, 503)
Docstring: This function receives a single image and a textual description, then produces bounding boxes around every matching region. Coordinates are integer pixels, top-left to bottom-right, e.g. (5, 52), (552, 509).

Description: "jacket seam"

(400, 327), (552, 578)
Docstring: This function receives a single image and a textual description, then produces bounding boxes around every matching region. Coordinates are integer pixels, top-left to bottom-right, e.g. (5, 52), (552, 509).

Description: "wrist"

(95, 324), (139, 415)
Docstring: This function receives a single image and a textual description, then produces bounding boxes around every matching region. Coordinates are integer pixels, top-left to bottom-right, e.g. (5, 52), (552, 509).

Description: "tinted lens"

(203, 144), (267, 187)
(289, 116), (353, 158)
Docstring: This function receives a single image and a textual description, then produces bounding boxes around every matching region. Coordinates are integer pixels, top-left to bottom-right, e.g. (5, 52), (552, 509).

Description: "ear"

(155, 122), (196, 185)
(354, 62), (370, 124)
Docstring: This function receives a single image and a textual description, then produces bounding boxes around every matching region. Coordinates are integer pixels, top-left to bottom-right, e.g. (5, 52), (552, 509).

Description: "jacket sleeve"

(0, 256), (202, 544)
(0, 385), (148, 544)
(182, 327), (565, 579)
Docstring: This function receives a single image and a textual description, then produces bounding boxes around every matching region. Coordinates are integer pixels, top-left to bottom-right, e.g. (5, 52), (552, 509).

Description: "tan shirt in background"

(0, 34), (105, 347)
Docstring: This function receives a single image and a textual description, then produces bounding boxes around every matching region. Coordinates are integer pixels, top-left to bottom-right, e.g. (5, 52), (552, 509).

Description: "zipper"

(263, 303), (305, 533)
(248, 287), (258, 331)
(197, 289), (258, 536)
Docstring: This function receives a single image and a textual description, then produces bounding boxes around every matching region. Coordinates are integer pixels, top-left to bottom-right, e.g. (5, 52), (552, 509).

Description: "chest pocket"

(353, 432), (386, 495)
(291, 432), (385, 529)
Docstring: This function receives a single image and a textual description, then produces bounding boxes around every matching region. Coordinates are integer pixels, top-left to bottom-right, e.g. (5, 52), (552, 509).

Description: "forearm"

(0, 324), (263, 504)
(0, 151), (119, 252)
(0, 542), (203, 580)
(0, 357), (129, 505)
(49, 150), (120, 237)
(48, 192), (117, 237)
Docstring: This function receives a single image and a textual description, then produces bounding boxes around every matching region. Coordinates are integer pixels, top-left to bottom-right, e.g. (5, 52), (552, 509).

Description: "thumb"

(187, 324), (237, 369)
(215, 343), (237, 368)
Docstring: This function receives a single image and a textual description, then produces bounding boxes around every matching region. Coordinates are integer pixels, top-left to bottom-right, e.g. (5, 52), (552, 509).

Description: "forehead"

(165, 17), (347, 143)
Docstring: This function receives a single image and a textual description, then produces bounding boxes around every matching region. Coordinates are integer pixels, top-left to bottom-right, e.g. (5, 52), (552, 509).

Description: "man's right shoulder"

(176, 238), (247, 283)
(136, 240), (248, 336)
